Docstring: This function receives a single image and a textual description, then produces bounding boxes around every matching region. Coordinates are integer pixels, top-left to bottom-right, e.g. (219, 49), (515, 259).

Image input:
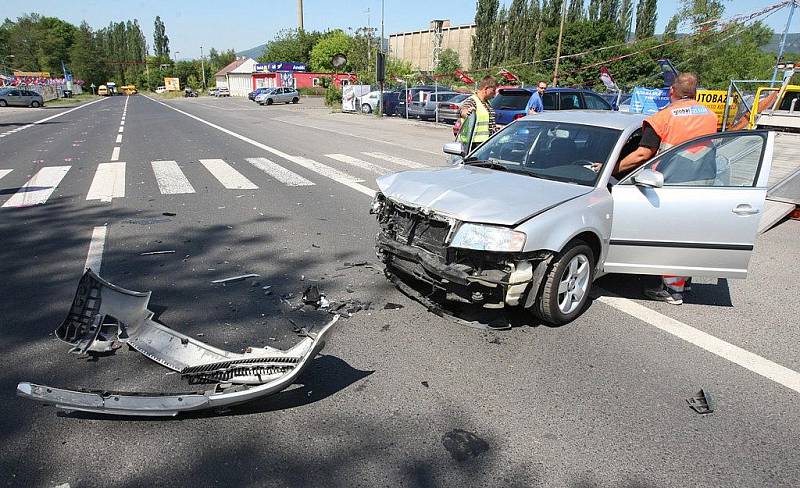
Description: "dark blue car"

(491, 87), (613, 125)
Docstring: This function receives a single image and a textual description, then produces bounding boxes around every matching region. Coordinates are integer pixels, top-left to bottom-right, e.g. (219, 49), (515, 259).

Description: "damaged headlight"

(450, 223), (526, 252)
(370, 192), (385, 214)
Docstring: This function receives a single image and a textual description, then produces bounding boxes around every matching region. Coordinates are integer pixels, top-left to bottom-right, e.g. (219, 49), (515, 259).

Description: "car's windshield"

(491, 90), (533, 110)
(466, 121), (622, 186)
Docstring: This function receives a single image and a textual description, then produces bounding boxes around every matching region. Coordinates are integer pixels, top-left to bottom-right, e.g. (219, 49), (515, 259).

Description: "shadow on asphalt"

(596, 273), (733, 307)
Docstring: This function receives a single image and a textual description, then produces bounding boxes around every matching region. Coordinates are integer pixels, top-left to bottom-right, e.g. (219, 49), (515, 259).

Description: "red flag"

(454, 69), (474, 85)
(499, 68), (518, 82)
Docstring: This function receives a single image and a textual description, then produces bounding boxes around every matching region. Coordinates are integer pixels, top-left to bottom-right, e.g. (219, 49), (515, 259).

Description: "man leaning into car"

(614, 72), (718, 305)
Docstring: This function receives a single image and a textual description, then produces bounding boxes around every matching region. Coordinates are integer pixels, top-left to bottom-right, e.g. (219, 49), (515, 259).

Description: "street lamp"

(200, 46), (207, 90)
(173, 51), (180, 77)
(1, 54), (14, 75)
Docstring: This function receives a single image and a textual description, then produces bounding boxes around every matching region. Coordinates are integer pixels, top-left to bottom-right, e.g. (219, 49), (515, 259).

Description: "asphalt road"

(0, 95), (798, 487)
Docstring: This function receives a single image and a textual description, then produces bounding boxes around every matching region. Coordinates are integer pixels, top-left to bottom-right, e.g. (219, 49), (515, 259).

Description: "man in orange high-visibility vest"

(615, 72), (718, 305)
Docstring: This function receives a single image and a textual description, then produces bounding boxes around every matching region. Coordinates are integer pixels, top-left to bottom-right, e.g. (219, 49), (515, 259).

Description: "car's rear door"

(8, 89), (23, 106)
(605, 130), (774, 278)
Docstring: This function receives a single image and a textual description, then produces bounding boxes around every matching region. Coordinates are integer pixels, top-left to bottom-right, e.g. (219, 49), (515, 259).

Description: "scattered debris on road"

(211, 274), (260, 284)
(162, 212), (177, 216)
(16, 270), (338, 417)
(383, 302), (404, 310)
(441, 429), (490, 463)
(139, 250), (176, 256)
(687, 389), (714, 414)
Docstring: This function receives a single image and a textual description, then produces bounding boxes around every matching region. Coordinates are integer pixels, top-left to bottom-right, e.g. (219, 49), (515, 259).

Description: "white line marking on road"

(111, 146), (121, 161)
(199, 159), (258, 190)
(0, 169), (12, 180)
(326, 154), (391, 174)
(143, 95), (375, 197)
(118, 126), (124, 133)
(84, 225), (107, 273)
(362, 151), (428, 169)
(116, 134), (123, 143)
(597, 293), (800, 394)
(2, 166), (71, 208)
(86, 162), (126, 202)
(152, 160), (196, 194)
(120, 120), (125, 126)
(0, 97), (106, 139)
(246, 157), (315, 187)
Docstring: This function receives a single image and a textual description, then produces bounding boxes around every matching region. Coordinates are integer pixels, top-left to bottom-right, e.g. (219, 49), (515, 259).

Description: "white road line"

(326, 154), (391, 174)
(118, 126), (124, 133)
(246, 157), (315, 187)
(0, 169), (12, 180)
(86, 162), (126, 202)
(111, 146), (121, 161)
(116, 134), (123, 143)
(152, 160), (196, 194)
(120, 120), (125, 126)
(597, 294), (800, 394)
(2, 166), (71, 208)
(142, 94), (376, 197)
(84, 225), (107, 273)
(199, 159), (258, 190)
(362, 151), (428, 169)
(0, 97), (107, 139)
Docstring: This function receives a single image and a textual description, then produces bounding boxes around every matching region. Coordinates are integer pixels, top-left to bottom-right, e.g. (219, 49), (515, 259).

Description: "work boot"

(644, 286), (683, 305)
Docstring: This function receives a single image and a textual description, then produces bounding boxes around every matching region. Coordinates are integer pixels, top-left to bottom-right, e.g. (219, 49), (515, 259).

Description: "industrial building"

(388, 20), (475, 71)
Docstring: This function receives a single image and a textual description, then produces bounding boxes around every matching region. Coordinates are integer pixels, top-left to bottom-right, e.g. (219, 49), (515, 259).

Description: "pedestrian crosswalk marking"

(2, 166), (71, 208)
(86, 162), (126, 202)
(0, 169), (12, 180)
(325, 154), (391, 175)
(152, 160), (196, 194)
(362, 152), (427, 169)
(199, 158), (258, 190)
(246, 157), (314, 187)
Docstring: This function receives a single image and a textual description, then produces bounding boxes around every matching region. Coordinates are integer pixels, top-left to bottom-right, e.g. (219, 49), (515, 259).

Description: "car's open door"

(604, 130), (774, 279)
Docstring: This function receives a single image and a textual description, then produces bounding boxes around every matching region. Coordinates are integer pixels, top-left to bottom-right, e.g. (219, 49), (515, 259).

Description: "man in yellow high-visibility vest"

(459, 75), (498, 153)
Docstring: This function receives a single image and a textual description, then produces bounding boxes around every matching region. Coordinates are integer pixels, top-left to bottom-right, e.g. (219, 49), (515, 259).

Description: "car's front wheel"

(0, 100), (7, 107)
(266, 98), (273, 105)
(31, 100), (40, 108)
(361, 103), (372, 114)
(535, 240), (595, 325)
(292, 97), (299, 104)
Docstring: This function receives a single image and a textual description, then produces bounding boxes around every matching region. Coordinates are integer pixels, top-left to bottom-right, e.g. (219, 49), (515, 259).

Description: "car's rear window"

(491, 90), (533, 110)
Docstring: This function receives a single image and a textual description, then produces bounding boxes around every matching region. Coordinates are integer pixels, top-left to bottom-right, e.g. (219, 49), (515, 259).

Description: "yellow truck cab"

(748, 84), (800, 131)
(97, 85), (109, 96)
(121, 85), (138, 95)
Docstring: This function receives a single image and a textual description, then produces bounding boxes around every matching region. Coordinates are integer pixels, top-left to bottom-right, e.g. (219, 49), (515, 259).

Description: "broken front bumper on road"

(17, 270), (337, 416)
(373, 196), (552, 310)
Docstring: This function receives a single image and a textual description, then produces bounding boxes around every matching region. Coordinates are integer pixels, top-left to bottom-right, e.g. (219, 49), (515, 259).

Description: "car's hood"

(376, 165), (591, 226)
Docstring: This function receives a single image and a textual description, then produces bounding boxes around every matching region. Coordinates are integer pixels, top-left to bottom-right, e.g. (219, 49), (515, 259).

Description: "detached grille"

(385, 206), (451, 258)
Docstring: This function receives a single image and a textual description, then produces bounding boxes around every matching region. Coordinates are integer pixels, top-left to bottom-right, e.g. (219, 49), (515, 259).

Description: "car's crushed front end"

(372, 192), (550, 310)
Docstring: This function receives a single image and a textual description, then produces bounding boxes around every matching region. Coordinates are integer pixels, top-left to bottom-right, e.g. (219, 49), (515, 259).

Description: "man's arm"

(460, 98), (476, 119)
(616, 146), (657, 174)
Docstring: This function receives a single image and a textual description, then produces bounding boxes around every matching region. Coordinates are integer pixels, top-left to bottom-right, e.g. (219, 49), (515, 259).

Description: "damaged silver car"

(373, 111), (775, 324)
(17, 270), (337, 416)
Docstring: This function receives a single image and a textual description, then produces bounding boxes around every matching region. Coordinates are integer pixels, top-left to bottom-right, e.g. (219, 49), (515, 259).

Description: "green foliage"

(568, 0), (585, 22)
(153, 16), (169, 57)
(634, 0), (657, 39)
(473, 0), (500, 69)
(69, 22), (107, 86)
(258, 29), (323, 64)
(618, 0), (633, 37)
(324, 84), (342, 106)
(208, 48), (236, 73)
(310, 30), (352, 72)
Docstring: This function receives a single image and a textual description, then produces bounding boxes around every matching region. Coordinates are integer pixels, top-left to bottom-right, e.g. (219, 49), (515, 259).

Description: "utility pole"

(379, 0), (385, 117)
(432, 20), (445, 124)
(366, 8), (371, 79)
(200, 45), (207, 90)
(552, 0), (568, 86)
(772, 0), (798, 85)
(297, 0), (304, 32)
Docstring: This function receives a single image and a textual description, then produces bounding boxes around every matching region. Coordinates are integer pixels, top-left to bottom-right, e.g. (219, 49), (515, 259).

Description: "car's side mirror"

(443, 142), (464, 157)
(633, 169), (664, 188)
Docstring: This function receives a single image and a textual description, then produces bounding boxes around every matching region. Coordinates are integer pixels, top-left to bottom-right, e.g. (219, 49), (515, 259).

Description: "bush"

(298, 87), (325, 96)
(324, 85), (342, 107)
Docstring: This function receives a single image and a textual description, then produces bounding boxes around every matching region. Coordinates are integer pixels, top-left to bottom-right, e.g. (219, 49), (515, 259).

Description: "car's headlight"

(450, 223), (526, 252)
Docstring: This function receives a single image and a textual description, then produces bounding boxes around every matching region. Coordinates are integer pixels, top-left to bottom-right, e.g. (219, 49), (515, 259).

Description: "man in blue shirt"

(526, 80), (547, 115)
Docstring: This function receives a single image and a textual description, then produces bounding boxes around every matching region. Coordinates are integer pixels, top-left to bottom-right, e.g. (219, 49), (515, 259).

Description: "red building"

(250, 71), (356, 91)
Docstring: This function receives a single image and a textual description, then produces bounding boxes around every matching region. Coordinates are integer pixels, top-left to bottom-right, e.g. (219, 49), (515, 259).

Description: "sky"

(5, 0), (798, 60)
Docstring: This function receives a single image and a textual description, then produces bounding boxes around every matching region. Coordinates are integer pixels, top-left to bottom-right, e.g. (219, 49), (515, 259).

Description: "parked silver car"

(407, 91), (461, 120)
(372, 110), (774, 324)
(0, 88), (44, 108)
(257, 87), (300, 105)
(437, 93), (470, 123)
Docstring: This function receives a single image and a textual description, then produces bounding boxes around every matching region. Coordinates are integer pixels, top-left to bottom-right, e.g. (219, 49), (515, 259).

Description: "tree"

(618, 0), (633, 39)
(588, 0), (601, 21)
(599, 0), (620, 23)
(208, 48), (236, 73)
(568, 0), (585, 22)
(634, 0), (657, 40)
(153, 15), (169, 58)
(526, 0), (543, 62)
(309, 30), (352, 72)
(490, 5), (509, 66)
(259, 29), (323, 64)
(436, 48), (461, 76)
(472, 0), (499, 69)
(69, 21), (107, 86)
(663, 14), (680, 40)
(507, 0), (529, 59)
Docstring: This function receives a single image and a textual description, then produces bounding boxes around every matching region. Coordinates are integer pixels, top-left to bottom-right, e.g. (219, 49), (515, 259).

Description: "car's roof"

(518, 110), (647, 130)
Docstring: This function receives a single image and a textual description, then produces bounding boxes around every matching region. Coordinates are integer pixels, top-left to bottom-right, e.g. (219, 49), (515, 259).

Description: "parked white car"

(155, 86), (167, 94)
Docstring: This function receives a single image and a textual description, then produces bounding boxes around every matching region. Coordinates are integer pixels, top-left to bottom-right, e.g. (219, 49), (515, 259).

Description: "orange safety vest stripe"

(645, 98), (718, 153)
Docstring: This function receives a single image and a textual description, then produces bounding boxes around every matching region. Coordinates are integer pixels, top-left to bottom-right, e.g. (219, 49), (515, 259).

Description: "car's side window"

(542, 93), (557, 110)
(560, 93), (581, 110)
(10, 90), (20, 96)
(639, 133), (766, 187)
(584, 93), (611, 110)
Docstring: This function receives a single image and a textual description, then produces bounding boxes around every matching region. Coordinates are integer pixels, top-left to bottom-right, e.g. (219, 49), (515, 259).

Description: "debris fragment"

(383, 302), (404, 310)
(211, 274), (260, 284)
(302, 285), (322, 304)
(441, 429), (490, 463)
(687, 389), (714, 414)
(162, 212), (176, 216)
(139, 250), (176, 256)
(421, 381), (429, 388)
(339, 261), (369, 270)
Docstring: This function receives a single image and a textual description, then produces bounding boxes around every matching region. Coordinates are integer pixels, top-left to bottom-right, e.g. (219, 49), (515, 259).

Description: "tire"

(361, 103), (372, 114)
(0, 100), (7, 107)
(31, 100), (40, 108)
(535, 240), (595, 325)
(266, 98), (273, 105)
(292, 97), (299, 104)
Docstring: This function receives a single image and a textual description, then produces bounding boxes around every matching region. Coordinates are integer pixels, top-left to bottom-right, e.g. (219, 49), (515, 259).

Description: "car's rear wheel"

(0, 100), (7, 107)
(31, 100), (40, 108)
(292, 97), (299, 104)
(361, 103), (372, 114)
(535, 240), (595, 325)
